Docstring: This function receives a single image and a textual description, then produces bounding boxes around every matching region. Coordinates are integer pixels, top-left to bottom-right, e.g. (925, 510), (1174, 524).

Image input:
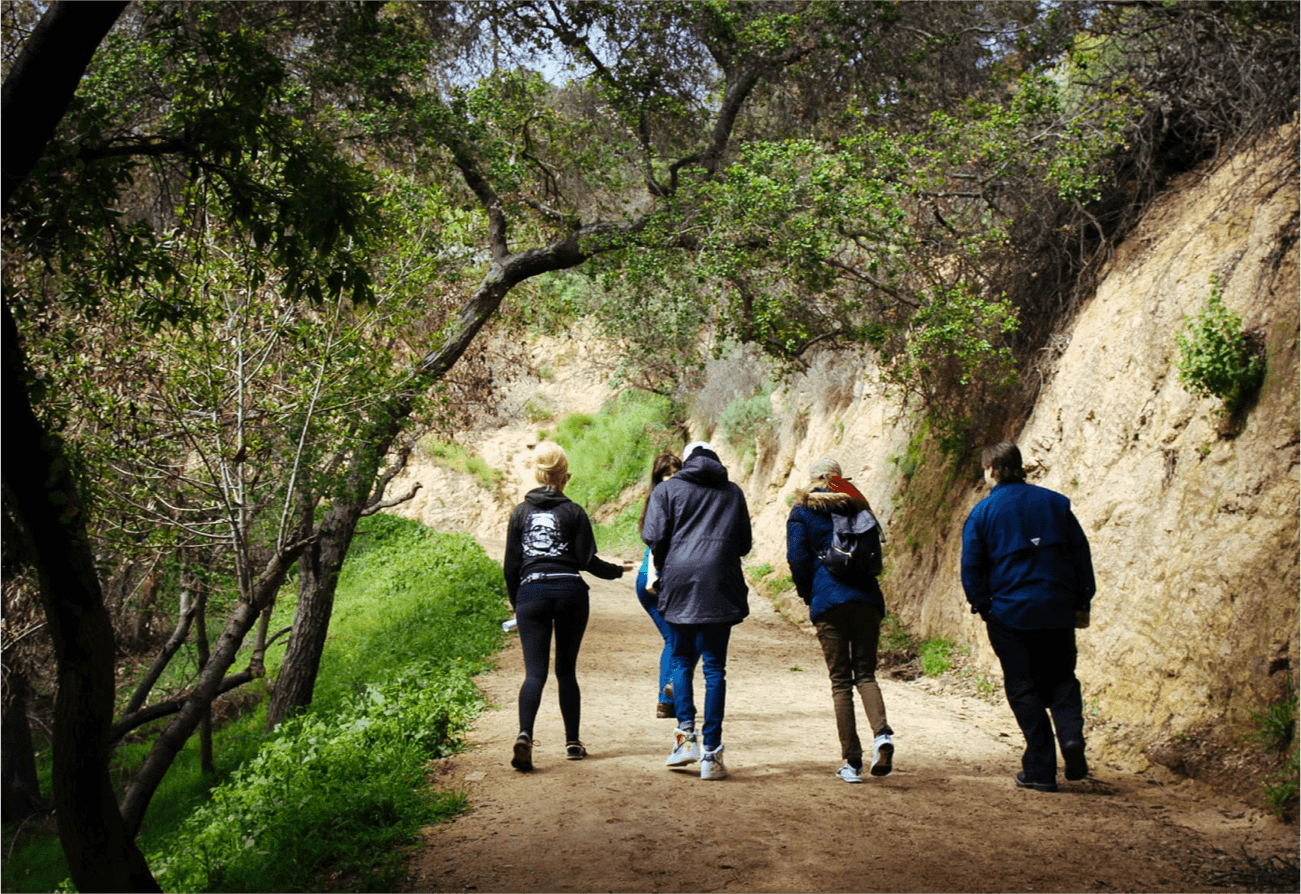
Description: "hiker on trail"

(642, 440), (752, 780)
(635, 452), (684, 719)
(503, 441), (628, 772)
(961, 442), (1095, 793)
(787, 457), (895, 784)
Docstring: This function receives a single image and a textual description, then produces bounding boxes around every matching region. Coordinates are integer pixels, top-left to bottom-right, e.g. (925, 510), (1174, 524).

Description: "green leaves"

(1175, 277), (1265, 419)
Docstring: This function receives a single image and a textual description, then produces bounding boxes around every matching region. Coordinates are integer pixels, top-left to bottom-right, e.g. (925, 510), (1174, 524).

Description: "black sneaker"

(565, 740), (587, 760)
(1061, 741), (1088, 781)
(1015, 771), (1058, 793)
(511, 733), (534, 772)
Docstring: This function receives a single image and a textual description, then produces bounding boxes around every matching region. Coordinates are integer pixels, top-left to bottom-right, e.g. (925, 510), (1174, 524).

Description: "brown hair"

(981, 442), (1026, 484)
(638, 452), (683, 536)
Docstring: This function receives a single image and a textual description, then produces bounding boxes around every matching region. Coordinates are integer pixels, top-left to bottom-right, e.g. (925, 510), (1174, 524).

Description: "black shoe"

(566, 740), (587, 760)
(1015, 771), (1058, 793)
(1061, 741), (1088, 781)
(511, 733), (534, 772)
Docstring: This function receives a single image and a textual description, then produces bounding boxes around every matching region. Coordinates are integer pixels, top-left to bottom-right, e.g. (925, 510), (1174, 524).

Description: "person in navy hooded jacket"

(643, 440), (752, 780)
(961, 442), (1095, 792)
(787, 457), (895, 783)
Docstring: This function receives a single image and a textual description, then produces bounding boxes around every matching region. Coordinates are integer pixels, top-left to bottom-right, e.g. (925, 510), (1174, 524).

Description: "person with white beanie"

(642, 441), (752, 780)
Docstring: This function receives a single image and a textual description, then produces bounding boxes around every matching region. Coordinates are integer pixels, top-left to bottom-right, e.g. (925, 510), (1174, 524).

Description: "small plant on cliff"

(1250, 684), (1298, 819)
(918, 636), (961, 677)
(1175, 277), (1265, 421)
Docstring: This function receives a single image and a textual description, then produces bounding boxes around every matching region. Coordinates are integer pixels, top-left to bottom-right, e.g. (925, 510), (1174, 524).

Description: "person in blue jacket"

(635, 451), (683, 719)
(643, 441), (752, 780)
(961, 442), (1095, 792)
(787, 457), (895, 783)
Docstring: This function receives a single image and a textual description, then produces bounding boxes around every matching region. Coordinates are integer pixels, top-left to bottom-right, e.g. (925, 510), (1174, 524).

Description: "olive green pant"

(814, 601), (891, 768)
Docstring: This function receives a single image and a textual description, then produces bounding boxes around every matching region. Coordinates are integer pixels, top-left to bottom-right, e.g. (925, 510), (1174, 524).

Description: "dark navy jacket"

(960, 481), (1095, 629)
(642, 450), (752, 625)
(787, 488), (886, 623)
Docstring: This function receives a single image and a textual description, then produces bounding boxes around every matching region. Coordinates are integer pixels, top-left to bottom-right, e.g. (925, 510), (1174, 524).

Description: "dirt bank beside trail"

(403, 542), (1297, 893)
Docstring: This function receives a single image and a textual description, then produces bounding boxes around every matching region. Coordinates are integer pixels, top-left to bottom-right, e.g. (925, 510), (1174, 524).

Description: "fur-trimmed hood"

(792, 486), (870, 514)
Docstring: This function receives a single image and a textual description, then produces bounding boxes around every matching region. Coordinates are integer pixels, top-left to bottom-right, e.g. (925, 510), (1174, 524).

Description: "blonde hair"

(533, 441), (570, 489)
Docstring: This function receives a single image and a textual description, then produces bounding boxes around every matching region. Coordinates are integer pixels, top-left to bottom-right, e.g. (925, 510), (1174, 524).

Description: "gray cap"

(810, 457), (842, 480)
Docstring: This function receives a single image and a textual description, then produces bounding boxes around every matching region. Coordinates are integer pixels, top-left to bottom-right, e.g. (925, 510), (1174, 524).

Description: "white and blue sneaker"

(700, 744), (728, 780)
(870, 733), (894, 777)
(666, 728), (700, 766)
(836, 763), (864, 783)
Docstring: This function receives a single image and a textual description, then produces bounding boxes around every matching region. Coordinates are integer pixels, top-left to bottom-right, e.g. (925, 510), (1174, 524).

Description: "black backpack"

(818, 508), (883, 580)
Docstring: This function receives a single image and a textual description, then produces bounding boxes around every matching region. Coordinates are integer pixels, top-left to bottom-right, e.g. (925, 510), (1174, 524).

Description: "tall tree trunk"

(1, 0), (128, 206)
(1, 3), (156, 888)
(2, 305), (159, 891)
(1, 674), (44, 822)
(265, 503), (363, 728)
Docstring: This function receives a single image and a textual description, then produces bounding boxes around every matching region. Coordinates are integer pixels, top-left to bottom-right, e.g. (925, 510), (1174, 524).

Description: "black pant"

(515, 580), (590, 742)
(984, 617), (1084, 785)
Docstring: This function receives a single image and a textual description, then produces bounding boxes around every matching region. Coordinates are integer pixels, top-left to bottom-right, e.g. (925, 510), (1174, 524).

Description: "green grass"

(2, 515), (509, 894)
(879, 614), (915, 652)
(1251, 685), (1299, 818)
(421, 439), (505, 491)
(593, 503), (645, 557)
(918, 636), (961, 677)
(542, 390), (680, 514)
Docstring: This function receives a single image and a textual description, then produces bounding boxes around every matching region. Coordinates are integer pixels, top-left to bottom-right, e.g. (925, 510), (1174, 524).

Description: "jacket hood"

(793, 486), (868, 513)
(525, 487), (571, 508)
(675, 451), (729, 486)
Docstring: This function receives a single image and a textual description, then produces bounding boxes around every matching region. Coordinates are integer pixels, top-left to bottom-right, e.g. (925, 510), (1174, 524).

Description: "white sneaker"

(700, 744), (728, 780)
(870, 733), (894, 777)
(666, 728), (700, 766)
(836, 763), (863, 783)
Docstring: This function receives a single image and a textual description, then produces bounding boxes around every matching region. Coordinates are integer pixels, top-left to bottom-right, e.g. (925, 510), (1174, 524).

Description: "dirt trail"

(404, 541), (1295, 893)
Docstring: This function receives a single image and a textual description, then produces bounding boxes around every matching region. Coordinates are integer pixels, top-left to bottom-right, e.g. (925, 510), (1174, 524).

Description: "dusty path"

(405, 543), (1296, 893)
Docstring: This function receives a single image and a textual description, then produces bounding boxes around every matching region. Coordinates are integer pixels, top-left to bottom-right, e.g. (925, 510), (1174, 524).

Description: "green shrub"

(918, 636), (960, 677)
(549, 391), (679, 513)
(1175, 277), (1265, 419)
(719, 387), (776, 456)
(422, 439), (505, 491)
(879, 614), (915, 652)
(1251, 685), (1299, 818)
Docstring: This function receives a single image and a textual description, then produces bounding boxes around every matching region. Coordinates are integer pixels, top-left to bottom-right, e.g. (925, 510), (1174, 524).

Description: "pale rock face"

(392, 133), (1298, 772)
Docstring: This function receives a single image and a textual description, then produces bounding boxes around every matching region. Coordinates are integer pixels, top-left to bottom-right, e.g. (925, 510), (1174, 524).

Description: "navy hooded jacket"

(642, 449), (752, 625)
(787, 487), (886, 623)
(960, 481), (1095, 629)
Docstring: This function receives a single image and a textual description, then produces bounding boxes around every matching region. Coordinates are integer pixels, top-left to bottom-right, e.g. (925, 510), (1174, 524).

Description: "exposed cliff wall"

(741, 130), (1299, 775)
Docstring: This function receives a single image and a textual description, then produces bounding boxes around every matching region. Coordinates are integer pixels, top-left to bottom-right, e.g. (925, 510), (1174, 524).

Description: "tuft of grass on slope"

(146, 514), (509, 893)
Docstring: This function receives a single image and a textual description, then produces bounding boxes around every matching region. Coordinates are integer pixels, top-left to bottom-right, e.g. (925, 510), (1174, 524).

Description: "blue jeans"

(635, 567), (676, 702)
(668, 622), (732, 751)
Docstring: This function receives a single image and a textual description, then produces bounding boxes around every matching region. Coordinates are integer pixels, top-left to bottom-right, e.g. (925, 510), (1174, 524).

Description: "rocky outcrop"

(744, 130), (1299, 774)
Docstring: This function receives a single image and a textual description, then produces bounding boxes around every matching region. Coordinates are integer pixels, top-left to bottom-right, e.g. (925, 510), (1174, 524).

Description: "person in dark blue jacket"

(787, 457), (894, 783)
(961, 442), (1095, 792)
(643, 441), (752, 780)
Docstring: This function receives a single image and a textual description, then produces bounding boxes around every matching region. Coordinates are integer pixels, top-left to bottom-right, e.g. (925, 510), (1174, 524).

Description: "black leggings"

(515, 580), (590, 742)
